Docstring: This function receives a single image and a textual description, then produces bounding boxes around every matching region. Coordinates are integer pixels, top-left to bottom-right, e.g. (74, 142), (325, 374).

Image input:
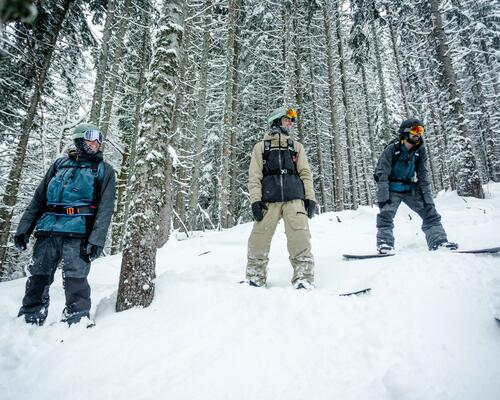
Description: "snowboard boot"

(377, 243), (395, 255)
(432, 241), (458, 251)
(293, 279), (315, 290)
(240, 279), (264, 288)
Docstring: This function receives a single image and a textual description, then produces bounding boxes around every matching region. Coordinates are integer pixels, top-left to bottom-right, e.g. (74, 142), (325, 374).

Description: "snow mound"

(1, 184), (500, 400)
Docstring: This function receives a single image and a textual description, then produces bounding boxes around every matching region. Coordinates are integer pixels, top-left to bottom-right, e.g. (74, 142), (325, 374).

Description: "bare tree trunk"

(188, 1), (212, 231)
(335, 2), (357, 209)
(228, 18), (240, 226)
(307, 35), (326, 211)
(480, 39), (500, 100)
(0, 0), (72, 277)
(360, 65), (376, 167)
(218, 0), (238, 229)
(116, 0), (184, 311)
(89, 0), (116, 124)
(172, 8), (196, 228)
(293, 0), (304, 143)
(322, 0), (343, 211)
(370, 2), (391, 141)
(100, 0), (131, 140)
(429, 0), (483, 198)
(387, 14), (409, 116)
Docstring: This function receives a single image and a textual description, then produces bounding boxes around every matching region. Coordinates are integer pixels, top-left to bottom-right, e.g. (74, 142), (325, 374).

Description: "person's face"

(407, 133), (421, 145)
(281, 117), (293, 129)
(85, 139), (100, 152)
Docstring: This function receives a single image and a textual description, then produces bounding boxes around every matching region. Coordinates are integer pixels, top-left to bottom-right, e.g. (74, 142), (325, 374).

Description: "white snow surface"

(1, 184), (500, 400)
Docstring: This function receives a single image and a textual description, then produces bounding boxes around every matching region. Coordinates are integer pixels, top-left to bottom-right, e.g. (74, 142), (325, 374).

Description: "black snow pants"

(18, 236), (92, 325)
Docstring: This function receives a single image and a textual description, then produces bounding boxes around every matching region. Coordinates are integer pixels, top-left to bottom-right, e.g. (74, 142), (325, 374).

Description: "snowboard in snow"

(453, 246), (500, 254)
(342, 246), (500, 260)
(339, 288), (372, 296)
(342, 253), (395, 260)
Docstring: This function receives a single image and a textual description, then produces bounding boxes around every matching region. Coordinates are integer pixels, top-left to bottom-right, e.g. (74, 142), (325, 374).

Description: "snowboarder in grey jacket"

(15, 124), (116, 326)
(374, 118), (457, 254)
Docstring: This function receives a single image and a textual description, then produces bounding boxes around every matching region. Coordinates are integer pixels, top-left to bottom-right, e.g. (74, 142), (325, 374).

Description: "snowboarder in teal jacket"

(374, 119), (457, 254)
(15, 124), (116, 326)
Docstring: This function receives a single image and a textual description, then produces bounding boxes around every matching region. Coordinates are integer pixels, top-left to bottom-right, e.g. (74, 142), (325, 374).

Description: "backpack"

(373, 139), (421, 183)
(262, 138), (298, 176)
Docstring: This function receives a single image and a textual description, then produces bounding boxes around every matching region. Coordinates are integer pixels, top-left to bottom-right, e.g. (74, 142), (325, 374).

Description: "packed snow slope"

(1, 185), (500, 400)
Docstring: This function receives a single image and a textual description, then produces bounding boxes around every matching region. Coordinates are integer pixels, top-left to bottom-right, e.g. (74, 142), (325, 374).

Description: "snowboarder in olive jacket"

(15, 124), (116, 326)
(244, 107), (316, 289)
(374, 118), (457, 254)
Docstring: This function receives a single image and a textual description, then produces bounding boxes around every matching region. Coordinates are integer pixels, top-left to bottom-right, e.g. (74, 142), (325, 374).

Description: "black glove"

(304, 199), (316, 219)
(251, 201), (267, 222)
(378, 199), (392, 209)
(14, 233), (28, 251)
(86, 243), (103, 261)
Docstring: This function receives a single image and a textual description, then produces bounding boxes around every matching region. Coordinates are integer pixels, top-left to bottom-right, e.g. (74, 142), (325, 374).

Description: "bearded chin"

(408, 136), (420, 145)
(82, 142), (98, 155)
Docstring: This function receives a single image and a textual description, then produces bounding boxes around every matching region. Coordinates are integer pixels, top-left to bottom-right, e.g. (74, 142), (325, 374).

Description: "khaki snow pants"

(246, 199), (314, 287)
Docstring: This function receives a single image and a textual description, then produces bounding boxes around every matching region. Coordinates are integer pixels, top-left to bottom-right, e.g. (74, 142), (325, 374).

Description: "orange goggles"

(408, 125), (424, 135)
(286, 108), (297, 121)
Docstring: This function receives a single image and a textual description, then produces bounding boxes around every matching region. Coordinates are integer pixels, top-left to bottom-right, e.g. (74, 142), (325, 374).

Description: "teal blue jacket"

(16, 150), (116, 246)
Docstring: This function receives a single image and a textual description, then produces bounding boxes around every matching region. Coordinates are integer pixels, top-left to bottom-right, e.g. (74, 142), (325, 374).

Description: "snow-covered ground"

(1, 184), (500, 400)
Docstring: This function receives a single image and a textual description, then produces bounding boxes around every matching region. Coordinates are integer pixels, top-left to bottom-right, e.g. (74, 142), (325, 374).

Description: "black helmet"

(398, 118), (424, 134)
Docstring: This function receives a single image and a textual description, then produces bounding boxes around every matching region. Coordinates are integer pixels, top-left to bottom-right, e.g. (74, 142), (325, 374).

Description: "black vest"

(261, 138), (305, 202)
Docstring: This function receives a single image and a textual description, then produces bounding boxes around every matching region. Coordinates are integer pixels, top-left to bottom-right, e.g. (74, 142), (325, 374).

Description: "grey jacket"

(374, 142), (434, 205)
(16, 152), (116, 247)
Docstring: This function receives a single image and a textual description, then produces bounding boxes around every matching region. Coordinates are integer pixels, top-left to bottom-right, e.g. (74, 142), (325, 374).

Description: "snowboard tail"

(342, 253), (395, 260)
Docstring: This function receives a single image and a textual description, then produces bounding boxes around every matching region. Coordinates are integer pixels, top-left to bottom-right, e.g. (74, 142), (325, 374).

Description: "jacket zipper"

(278, 132), (284, 202)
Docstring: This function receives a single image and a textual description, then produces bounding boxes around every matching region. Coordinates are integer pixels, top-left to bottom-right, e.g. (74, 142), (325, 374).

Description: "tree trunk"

(218, 0), (238, 229)
(116, 0), (184, 311)
(387, 14), (409, 116)
(429, 0), (483, 198)
(360, 65), (376, 167)
(188, 1), (212, 231)
(110, 9), (150, 255)
(228, 17), (240, 226)
(89, 0), (116, 124)
(322, 0), (343, 211)
(335, 2), (357, 209)
(370, 2), (391, 142)
(293, 0), (304, 143)
(307, 35), (326, 211)
(100, 0), (131, 141)
(0, 0), (72, 277)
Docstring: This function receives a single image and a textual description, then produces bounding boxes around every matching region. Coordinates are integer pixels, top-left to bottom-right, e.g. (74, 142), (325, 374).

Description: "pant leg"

(376, 192), (403, 247)
(282, 199), (314, 285)
(18, 237), (61, 325)
(403, 192), (448, 249)
(246, 202), (282, 286)
(61, 238), (92, 324)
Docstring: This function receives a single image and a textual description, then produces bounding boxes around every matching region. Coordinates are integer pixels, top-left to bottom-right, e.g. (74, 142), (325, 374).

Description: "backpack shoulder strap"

(92, 161), (103, 205)
(263, 140), (271, 165)
(391, 140), (402, 167)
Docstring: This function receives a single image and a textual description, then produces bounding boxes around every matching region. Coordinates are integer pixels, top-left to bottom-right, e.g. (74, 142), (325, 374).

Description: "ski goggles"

(286, 108), (297, 122)
(83, 129), (103, 144)
(408, 125), (424, 135)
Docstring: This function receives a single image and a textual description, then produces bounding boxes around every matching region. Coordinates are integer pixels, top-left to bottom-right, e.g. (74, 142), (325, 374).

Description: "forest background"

(0, 0), (499, 308)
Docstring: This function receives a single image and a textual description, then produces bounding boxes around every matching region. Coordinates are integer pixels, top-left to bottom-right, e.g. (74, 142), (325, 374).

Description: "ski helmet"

(398, 118), (424, 134)
(267, 107), (297, 127)
(72, 124), (103, 155)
